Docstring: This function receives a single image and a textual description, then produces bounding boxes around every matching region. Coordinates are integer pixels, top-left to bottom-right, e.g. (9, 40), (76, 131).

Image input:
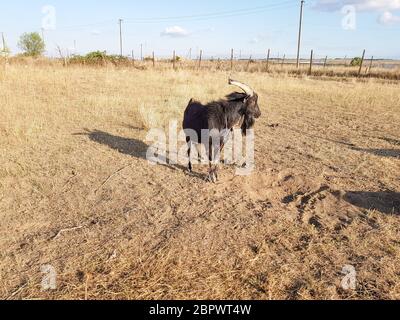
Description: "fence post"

(308, 50), (313, 75)
(281, 54), (286, 69)
(230, 48), (234, 71)
(367, 56), (374, 74)
(358, 49), (366, 77)
(152, 51), (155, 68)
(324, 56), (328, 68)
(198, 50), (202, 69)
(246, 55), (252, 72)
(173, 50), (176, 70)
(266, 49), (270, 71)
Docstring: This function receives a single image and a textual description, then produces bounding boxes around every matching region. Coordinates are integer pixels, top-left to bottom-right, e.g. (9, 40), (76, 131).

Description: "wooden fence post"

(358, 49), (366, 77)
(367, 56), (374, 74)
(246, 56), (252, 72)
(173, 50), (176, 70)
(324, 56), (328, 68)
(281, 54), (286, 69)
(308, 50), (313, 75)
(152, 51), (155, 68)
(230, 48), (234, 71)
(198, 50), (202, 69)
(266, 49), (270, 71)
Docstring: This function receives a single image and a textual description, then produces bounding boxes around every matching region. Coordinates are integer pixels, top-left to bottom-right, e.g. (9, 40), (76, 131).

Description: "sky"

(1, 0), (399, 59)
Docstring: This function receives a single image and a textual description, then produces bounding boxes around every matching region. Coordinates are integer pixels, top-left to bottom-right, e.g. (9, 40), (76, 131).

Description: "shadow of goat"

(74, 129), (204, 180)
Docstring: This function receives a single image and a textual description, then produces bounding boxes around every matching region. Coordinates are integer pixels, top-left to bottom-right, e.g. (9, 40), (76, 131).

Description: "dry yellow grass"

(1, 63), (399, 300)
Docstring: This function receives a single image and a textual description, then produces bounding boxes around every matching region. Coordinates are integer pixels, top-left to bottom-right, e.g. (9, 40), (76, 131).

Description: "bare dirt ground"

(1, 65), (399, 300)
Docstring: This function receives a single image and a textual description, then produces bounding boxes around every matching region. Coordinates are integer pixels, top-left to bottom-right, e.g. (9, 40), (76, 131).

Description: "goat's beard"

(241, 113), (256, 135)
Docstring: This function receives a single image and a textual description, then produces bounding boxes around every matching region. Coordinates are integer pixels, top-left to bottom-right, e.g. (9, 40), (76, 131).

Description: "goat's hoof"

(206, 172), (217, 183)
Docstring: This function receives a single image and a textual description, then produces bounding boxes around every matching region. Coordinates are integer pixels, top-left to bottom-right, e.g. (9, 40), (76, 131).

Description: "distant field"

(1, 62), (399, 300)
(4, 55), (400, 80)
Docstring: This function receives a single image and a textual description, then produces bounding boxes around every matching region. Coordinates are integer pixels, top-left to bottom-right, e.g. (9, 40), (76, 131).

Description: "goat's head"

(228, 79), (261, 119)
(228, 79), (261, 134)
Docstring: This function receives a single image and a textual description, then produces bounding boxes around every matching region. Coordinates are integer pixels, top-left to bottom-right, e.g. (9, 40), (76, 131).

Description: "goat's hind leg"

(186, 139), (193, 173)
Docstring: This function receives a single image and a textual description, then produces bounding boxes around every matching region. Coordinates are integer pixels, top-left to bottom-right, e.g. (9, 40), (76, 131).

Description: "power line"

(124, 1), (297, 23)
(38, 1), (298, 32)
(52, 19), (116, 31)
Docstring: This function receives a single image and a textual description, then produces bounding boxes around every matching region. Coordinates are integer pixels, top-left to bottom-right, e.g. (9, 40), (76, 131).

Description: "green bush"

(69, 51), (129, 65)
(170, 55), (181, 62)
(350, 57), (362, 67)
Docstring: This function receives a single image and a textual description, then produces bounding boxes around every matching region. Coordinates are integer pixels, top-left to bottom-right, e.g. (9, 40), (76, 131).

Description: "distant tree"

(18, 32), (45, 56)
(350, 57), (362, 67)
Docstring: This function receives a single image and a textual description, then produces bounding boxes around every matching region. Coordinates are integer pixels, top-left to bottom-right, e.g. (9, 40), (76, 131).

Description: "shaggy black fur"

(183, 88), (261, 179)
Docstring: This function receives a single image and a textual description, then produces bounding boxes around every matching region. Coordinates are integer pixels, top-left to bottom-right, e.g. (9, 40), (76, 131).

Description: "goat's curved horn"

(228, 79), (254, 97)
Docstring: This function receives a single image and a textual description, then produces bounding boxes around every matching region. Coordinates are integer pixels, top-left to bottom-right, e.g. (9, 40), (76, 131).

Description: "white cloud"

(313, 0), (400, 12)
(161, 26), (190, 38)
(378, 10), (400, 24)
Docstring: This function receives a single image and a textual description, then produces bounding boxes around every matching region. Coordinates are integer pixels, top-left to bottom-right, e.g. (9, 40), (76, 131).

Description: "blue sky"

(1, 0), (399, 59)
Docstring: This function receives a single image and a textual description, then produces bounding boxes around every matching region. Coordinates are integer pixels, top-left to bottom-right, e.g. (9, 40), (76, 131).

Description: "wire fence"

(2, 48), (400, 81)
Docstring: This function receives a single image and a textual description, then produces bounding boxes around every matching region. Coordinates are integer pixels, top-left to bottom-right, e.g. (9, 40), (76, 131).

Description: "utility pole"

(296, 0), (305, 69)
(119, 19), (123, 57)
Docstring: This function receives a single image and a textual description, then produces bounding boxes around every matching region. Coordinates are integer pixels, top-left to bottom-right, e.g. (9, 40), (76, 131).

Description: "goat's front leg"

(206, 140), (224, 183)
(207, 159), (220, 183)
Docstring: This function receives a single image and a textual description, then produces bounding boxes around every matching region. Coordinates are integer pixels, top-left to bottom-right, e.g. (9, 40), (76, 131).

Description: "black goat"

(183, 79), (261, 182)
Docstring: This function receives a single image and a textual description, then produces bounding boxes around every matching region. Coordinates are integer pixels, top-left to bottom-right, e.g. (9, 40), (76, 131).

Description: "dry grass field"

(1, 61), (400, 300)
